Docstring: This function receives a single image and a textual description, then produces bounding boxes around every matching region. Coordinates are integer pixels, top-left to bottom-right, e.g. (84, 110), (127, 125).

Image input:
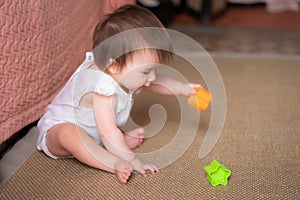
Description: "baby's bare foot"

(114, 159), (133, 184)
(124, 128), (144, 149)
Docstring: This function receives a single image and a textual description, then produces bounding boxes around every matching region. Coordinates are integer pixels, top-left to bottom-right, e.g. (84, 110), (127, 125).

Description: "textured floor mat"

(1, 56), (300, 199)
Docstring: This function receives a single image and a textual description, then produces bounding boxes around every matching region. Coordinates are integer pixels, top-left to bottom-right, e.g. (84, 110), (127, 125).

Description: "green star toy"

(204, 160), (231, 186)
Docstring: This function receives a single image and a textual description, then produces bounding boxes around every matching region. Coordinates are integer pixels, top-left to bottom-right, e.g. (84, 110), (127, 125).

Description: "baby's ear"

(106, 58), (119, 74)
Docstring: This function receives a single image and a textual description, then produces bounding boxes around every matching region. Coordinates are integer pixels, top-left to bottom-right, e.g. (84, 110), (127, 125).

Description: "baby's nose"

(148, 71), (156, 82)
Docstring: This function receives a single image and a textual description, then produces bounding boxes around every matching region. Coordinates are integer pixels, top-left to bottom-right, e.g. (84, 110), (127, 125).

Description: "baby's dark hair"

(92, 4), (173, 71)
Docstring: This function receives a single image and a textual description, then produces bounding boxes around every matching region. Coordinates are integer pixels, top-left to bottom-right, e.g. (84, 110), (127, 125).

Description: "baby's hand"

(130, 157), (160, 177)
(180, 83), (203, 97)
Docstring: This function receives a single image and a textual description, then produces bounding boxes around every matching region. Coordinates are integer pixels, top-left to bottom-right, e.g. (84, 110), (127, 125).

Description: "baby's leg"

(124, 128), (144, 149)
(46, 123), (133, 184)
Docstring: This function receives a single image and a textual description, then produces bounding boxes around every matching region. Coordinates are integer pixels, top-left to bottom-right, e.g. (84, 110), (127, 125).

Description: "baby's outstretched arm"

(144, 73), (202, 96)
(93, 93), (159, 176)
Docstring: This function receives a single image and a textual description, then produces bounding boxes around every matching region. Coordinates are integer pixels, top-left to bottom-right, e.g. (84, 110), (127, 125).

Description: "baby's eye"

(142, 71), (150, 75)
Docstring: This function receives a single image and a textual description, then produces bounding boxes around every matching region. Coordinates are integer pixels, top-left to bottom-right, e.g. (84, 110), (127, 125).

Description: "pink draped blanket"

(0, 0), (134, 144)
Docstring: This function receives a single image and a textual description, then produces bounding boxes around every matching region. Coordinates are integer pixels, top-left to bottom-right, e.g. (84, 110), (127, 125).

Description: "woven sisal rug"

(1, 56), (299, 199)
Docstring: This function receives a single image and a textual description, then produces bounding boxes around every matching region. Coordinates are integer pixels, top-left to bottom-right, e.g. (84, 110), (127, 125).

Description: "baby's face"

(117, 50), (160, 91)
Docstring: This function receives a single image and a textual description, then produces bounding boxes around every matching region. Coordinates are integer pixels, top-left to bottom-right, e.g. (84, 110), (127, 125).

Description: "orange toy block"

(188, 88), (212, 111)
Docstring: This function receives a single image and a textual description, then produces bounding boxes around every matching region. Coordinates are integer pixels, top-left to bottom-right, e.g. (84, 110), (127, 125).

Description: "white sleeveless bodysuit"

(37, 52), (133, 159)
